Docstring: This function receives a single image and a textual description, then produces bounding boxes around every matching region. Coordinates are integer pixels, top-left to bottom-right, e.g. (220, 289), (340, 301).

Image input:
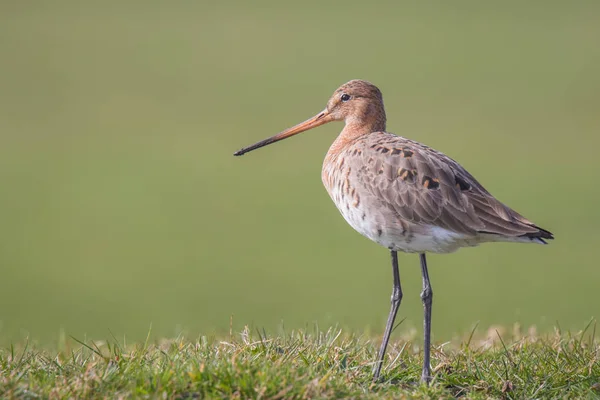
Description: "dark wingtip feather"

(521, 225), (554, 241)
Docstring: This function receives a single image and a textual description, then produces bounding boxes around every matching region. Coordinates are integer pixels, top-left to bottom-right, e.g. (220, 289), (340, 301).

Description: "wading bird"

(233, 80), (553, 384)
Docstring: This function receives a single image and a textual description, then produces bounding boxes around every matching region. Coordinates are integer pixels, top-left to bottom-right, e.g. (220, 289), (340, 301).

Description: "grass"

(2, 323), (599, 399)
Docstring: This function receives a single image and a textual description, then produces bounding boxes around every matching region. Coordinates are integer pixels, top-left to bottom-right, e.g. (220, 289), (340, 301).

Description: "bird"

(233, 79), (553, 384)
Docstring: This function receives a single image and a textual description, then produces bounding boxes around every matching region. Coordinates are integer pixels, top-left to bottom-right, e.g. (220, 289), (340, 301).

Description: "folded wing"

(353, 133), (553, 242)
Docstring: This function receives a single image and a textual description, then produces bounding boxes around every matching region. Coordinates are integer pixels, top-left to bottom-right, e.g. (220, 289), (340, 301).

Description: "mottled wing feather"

(352, 132), (544, 238)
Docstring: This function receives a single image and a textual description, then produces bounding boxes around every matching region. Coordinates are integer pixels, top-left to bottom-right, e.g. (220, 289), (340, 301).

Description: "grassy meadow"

(0, 0), (599, 352)
(2, 327), (599, 398)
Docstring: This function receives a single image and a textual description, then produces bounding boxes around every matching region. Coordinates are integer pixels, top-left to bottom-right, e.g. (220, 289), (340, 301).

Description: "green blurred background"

(1, 1), (598, 346)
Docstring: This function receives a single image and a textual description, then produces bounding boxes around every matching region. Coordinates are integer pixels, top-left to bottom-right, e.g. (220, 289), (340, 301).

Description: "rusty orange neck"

(325, 116), (386, 162)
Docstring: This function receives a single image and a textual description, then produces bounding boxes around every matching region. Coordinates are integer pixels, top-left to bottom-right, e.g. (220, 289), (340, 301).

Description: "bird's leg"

(419, 253), (433, 384)
(372, 250), (402, 381)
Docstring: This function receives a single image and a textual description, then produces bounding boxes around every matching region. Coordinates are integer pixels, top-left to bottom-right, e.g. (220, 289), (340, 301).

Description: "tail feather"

(520, 225), (554, 244)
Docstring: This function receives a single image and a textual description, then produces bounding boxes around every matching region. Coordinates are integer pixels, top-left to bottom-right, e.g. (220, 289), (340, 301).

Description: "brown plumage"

(323, 130), (552, 252)
(234, 79), (553, 384)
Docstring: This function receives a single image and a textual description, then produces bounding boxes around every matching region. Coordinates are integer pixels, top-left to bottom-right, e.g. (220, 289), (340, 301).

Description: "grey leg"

(373, 250), (402, 381)
(419, 253), (433, 384)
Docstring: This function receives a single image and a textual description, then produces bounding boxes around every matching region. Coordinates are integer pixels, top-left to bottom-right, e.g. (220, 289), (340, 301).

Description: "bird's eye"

(340, 93), (351, 102)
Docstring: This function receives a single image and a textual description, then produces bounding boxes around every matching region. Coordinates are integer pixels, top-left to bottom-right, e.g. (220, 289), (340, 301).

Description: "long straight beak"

(234, 109), (334, 156)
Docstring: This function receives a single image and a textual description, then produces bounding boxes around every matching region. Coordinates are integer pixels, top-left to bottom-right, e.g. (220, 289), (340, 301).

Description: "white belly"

(327, 184), (480, 254)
